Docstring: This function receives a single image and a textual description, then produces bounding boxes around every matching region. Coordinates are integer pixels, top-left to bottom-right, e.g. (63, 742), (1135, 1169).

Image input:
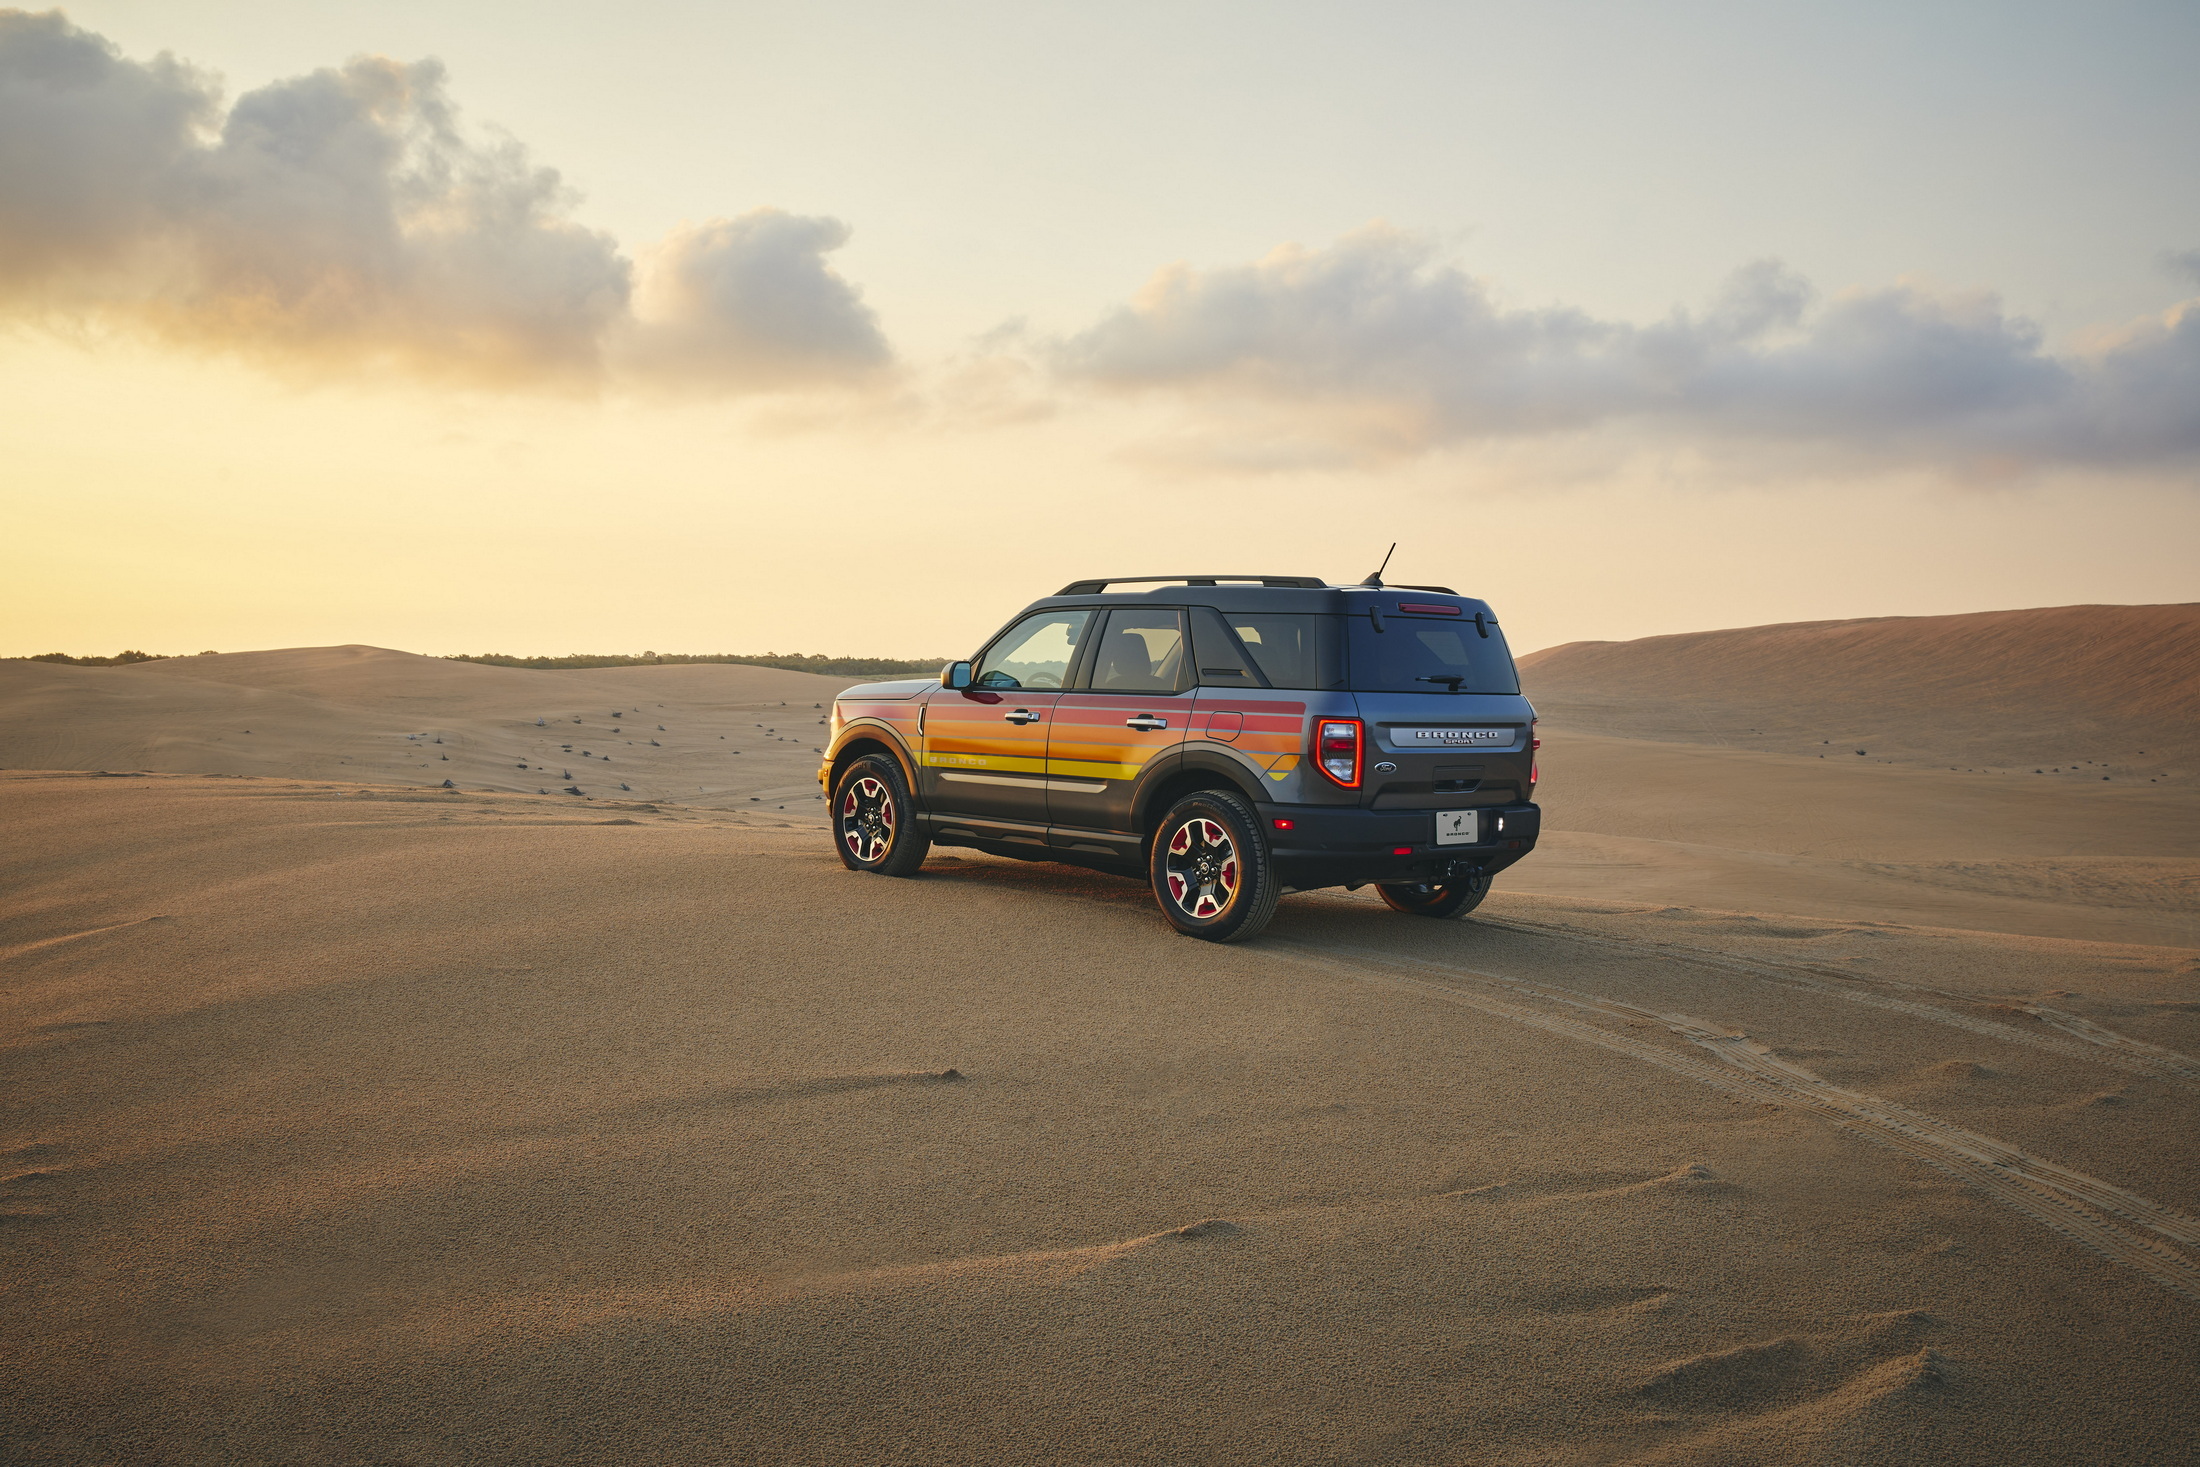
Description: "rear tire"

(833, 755), (930, 876)
(1150, 788), (1281, 942)
(1377, 876), (1488, 919)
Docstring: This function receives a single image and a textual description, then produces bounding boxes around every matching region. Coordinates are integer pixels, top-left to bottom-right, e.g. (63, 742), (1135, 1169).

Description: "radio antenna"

(1361, 543), (1397, 588)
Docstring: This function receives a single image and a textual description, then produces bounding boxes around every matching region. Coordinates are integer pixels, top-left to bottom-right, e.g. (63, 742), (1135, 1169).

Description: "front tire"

(1149, 789), (1281, 942)
(1376, 875), (1488, 919)
(833, 755), (930, 876)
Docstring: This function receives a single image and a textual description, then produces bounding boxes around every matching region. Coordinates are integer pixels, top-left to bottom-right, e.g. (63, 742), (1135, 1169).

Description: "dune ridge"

(1520, 602), (2200, 768)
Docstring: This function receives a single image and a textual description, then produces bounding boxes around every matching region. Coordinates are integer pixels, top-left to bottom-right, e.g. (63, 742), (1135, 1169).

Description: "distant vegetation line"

(10, 649), (946, 676)
(20, 650), (172, 665)
(446, 652), (948, 675)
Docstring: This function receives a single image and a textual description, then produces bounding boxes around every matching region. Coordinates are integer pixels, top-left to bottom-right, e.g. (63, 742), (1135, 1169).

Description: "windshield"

(1346, 615), (1520, 694)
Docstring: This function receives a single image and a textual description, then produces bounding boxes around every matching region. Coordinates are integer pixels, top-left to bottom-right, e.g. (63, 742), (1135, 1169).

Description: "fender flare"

(826, 721), (923, 805)
(1132, 745), (1274, 835)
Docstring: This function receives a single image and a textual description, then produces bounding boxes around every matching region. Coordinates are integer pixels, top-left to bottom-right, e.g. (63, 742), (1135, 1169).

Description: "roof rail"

(1055, 574), (1329, 595)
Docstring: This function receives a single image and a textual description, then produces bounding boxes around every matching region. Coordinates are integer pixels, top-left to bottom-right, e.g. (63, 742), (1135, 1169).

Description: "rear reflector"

(1397, 602), (1459, 615)
(1272, 818), (1296, 830)
(1391, 846), (1413, 855)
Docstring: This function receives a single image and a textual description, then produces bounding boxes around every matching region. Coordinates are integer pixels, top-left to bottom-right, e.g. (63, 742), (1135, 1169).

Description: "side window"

(975, 609), (1092, 690)
(1087, 609), (1187, 693)
(1224, 613), (1343, 690)
(1190, 607), (1267, 688)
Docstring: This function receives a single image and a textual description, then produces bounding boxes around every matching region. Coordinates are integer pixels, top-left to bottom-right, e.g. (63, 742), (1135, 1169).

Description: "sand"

(3, 625), (2197, 1463)
(0, 646), (857, 820)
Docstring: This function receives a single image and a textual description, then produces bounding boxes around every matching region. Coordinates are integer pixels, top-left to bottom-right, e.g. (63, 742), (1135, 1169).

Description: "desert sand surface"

(0, 647), (860, 821)
(5, 772), (2199, 1465)
(1521, 605), (2200, 949)
(4, 616), (2198, 1463)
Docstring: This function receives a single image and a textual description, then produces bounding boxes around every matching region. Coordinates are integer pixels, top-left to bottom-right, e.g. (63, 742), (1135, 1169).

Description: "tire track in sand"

(0, 915), (173, 966)
(1471, 913), (2200, 1089)
(1276, 942), (2200, 1304)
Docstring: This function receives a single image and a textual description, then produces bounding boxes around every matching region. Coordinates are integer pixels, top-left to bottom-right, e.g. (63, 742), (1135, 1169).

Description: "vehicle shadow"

(909, 848), (1511, 953)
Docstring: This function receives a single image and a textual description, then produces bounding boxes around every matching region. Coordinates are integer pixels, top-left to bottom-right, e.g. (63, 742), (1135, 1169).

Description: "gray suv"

(819, 573), (1541, 941)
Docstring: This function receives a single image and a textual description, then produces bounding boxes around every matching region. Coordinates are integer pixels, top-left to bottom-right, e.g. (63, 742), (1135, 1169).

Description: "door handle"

(1125, 715), (1168, 731)
(1004, 709), (1040, 724)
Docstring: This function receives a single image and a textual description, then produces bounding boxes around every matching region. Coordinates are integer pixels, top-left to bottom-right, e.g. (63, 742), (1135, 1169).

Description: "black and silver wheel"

(1376, 873), (1488, 919)
(1149, 788), (1281, 942)
(833, 755), (929, 876)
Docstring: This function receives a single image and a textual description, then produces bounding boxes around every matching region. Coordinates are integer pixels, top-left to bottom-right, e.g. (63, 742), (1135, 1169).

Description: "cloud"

(0, 10), (888, 390)
(624, 211), (889, 389)
(1055, 225), (2200, 470)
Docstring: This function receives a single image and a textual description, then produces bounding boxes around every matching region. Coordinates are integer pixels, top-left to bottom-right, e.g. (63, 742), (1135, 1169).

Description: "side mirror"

(940, 660), (973, 690)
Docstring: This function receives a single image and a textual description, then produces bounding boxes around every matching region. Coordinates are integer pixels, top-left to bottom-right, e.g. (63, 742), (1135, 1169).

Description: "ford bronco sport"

(819, 573), (1541, 942)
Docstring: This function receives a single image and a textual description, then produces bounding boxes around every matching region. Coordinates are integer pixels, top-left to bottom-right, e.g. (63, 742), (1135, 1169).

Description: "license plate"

(1435, 809), (1479, 846)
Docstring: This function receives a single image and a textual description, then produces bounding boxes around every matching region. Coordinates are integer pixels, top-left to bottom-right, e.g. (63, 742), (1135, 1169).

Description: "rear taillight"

(1529, 717), (1540, 791)
(1314, 718), (1363, 787)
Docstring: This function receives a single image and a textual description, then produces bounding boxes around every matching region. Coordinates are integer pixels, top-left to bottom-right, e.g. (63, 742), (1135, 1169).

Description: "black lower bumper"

(1262, 801), (1541, 891)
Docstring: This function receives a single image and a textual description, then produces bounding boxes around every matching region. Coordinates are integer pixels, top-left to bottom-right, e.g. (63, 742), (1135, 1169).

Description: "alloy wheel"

(839, 775), (895, 863)
(1162, 817), (1238, 920)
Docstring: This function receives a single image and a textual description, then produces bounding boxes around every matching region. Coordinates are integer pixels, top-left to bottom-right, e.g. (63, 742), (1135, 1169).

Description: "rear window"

(1347, 615), (1520, 694)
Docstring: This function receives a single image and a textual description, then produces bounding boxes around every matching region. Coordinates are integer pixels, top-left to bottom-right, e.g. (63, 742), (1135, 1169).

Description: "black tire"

(1149, 788), (1282, 942)
(1376, 874), (1488, 919)
(832, 755), (930, 876)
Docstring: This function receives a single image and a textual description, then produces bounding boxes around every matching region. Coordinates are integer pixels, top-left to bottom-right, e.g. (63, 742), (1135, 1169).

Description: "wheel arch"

(829, 727), (919, 802)
(1134, 751), (1269, 842)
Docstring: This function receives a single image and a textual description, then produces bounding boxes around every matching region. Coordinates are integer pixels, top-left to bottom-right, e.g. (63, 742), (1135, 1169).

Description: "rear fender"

(1134, 747), (1271, 839)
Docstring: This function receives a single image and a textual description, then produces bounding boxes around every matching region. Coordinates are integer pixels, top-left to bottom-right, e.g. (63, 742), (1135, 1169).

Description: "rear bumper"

(1263, 801), (1541, 889)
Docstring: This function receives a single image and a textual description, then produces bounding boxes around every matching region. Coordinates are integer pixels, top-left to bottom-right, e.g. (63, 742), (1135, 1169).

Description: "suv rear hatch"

(1343, 597), (1535, 809)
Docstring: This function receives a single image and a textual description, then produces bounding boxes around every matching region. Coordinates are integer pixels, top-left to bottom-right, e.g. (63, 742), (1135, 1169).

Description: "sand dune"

(1520, 602), (2200, 770)
(1515, 607), (2200, 945)
(4, 772), (2196, 1463)
(0, 645), (858, 817)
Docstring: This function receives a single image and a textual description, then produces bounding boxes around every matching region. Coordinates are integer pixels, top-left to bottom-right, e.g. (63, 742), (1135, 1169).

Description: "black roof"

(1055, 574), (1326, 594)
(1017, 579), (1488, 624)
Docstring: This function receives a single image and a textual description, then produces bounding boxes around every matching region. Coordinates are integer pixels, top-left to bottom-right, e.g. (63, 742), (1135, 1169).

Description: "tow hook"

(1445, 862), (1489, 892)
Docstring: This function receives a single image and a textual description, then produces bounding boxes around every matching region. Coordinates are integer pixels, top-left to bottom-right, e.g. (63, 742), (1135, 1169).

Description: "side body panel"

(918, 686), (1057, 829)
(1187, 687), (1347, 805)
(821, 690), (926, 793)
(1044, 687), (1191, 851)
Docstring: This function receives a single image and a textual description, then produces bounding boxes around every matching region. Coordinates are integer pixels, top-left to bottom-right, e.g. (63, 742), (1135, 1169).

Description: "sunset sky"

(4, 0), (2196, 659)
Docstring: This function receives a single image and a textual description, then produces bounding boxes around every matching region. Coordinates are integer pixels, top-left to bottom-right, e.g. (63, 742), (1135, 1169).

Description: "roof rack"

(1055, 574), (1329, 595)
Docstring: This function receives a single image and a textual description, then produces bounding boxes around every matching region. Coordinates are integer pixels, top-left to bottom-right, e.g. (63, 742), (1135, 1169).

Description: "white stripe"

(940, 772), (1044, 788)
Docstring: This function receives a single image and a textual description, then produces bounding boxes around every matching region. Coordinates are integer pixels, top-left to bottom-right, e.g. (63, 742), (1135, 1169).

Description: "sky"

(3, 0), (2196, 659)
